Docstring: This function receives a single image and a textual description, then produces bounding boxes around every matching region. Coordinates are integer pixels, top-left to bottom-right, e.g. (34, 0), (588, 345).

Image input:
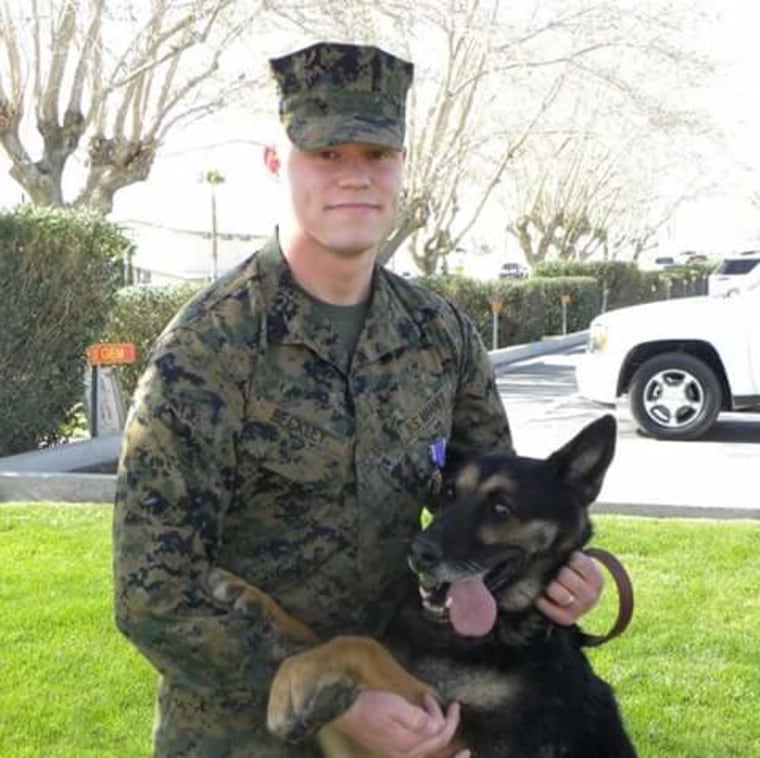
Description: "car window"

(714, 258), (760, 275)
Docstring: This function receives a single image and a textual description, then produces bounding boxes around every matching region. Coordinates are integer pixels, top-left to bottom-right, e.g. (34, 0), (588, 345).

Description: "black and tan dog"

(208, 414), (637, 756)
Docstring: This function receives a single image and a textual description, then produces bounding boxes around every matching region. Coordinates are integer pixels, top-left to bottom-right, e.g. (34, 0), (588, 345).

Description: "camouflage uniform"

(112, 42), (513, 757)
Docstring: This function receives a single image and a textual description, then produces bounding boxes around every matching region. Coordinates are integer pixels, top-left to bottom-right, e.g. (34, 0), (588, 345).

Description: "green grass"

(1, 505), (759, 757)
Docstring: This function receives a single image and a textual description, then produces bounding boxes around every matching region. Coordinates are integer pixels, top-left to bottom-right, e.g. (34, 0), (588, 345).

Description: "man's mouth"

(326, 202), (380, 211)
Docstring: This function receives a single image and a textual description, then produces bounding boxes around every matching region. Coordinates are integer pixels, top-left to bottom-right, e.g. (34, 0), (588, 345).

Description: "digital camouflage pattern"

(113, 238), (513, 756)
(269, 42), (413, 150)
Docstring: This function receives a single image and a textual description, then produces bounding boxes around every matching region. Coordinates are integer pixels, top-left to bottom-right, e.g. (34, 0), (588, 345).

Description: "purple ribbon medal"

(429, 437), (447, 495)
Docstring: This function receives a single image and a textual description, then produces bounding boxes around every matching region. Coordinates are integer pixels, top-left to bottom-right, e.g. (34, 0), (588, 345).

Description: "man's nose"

(337, 159), (371, 187)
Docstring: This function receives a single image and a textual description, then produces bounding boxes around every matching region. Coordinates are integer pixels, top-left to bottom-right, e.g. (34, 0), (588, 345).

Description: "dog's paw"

(267, 658), (359, 742)
(205, 567), (245, 605)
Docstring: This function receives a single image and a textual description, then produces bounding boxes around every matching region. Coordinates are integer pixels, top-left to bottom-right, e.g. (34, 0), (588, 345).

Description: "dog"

(208, 414), (637, 756)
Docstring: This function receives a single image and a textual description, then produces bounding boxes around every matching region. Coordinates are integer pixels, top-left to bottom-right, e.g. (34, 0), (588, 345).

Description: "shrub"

(0, 205), (131, 456)
(658, 263), (712, 298)
(533, 277), (601, 335)
(100, 282), (204, 400)
(417, 275), (544, 350)
(533, 259), (713, 309)
(533, 260), (643, 310)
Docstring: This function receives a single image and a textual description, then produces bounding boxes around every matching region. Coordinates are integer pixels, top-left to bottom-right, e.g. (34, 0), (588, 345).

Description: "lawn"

(0, 504), (758, 757)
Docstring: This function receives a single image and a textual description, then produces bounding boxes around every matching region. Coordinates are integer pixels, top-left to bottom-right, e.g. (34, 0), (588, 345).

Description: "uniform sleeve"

(450, 311), (516, 457)
(112, 327), (303, 714)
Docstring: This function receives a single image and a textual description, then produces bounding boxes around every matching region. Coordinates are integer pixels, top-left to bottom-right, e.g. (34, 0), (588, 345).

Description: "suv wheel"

(629, 353), (722, 440)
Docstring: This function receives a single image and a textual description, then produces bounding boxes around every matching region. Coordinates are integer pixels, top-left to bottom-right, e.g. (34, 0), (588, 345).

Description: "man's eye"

(318, 150), (339, 160)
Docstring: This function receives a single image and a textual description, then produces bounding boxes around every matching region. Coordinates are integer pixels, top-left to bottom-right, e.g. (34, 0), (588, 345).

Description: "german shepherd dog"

(208, 414), (637, 756)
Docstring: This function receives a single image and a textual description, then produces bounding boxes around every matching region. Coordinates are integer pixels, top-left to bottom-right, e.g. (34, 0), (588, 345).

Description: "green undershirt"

(305, 290), (370, 361)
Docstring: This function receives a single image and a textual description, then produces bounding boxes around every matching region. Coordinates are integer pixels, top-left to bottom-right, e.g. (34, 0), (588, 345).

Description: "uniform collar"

(255, 237), (426, 371)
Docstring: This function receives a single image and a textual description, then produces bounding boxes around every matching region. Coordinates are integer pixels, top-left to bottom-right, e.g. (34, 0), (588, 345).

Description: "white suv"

(576, 282), (760, 439)
(708, 251), (760, 296)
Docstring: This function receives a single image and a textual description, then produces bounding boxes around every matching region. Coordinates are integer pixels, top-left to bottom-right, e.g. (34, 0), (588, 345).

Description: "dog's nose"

(410, 535), (444, 572)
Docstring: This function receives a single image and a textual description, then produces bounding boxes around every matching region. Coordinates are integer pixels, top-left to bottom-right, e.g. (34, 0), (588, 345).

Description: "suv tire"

(629, 352), (722, 440)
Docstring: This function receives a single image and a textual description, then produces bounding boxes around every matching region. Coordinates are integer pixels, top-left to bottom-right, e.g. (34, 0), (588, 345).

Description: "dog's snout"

(410, 535), (443, 571)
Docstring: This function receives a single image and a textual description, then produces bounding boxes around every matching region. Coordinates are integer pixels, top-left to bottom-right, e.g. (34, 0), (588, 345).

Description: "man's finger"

(569, 550), (604, 588)
(407, 701), (461, 757)
(416, 693), (445, 736)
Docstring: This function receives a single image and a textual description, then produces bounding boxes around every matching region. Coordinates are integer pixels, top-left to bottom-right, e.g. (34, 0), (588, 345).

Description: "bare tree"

(508, 69), (718, 265)
(0, 0), (261, 214)
(501, 1), (722, 264)
(262, 0), (716, 274)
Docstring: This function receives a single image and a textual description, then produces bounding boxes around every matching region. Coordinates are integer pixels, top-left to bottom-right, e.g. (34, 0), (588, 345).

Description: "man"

(113, 42), (602, 757)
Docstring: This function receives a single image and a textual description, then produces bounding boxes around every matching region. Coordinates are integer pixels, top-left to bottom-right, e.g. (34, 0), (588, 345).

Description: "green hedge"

(94, 262), (711, 409)
(533, 277), (601, 335)
(100, 283), (204, 400)
(418, 275), (545, 350)
(0, 205), (130, 456)
(533, 259), (711, 310)
(416, 275), (599, 347)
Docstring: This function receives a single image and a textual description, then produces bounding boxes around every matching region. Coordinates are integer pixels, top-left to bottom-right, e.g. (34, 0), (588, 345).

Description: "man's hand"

(536, 550), (603, 626)
(331, 690), (470, 757)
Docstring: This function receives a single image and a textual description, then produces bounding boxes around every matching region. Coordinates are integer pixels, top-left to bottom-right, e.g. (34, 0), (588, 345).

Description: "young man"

(113, 42), (602, 756)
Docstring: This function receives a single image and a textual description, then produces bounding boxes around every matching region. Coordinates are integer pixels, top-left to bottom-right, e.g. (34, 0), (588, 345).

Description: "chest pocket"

(240, 396), (352, 485)
(231, 406), (355, 593)
(369, 388), (453, 507)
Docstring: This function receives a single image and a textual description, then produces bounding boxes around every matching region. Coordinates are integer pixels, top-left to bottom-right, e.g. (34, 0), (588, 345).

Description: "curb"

(593, 501), (759, 521)
(489, 331), (588, 368)
(0, 472), (117, 503)
(0, 432), (122, 474)
(2, 478), (756, 520)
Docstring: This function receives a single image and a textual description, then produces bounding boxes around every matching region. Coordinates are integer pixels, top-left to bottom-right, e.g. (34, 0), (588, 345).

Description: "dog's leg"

(267, 635), (437, 747)
(206, 567), (320, 645)
(207, 570), (459, 757)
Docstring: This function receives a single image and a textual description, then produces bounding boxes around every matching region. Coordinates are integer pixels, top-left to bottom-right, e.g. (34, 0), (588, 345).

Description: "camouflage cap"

(269, 42), (413, 151)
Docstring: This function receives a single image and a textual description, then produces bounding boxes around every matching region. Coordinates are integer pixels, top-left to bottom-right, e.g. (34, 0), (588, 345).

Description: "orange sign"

(488, 294), (506, 314)
(87, 342), (137, 366)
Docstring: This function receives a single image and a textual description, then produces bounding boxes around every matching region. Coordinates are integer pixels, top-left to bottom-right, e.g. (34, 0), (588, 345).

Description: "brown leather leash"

(581, 546), (635, 647)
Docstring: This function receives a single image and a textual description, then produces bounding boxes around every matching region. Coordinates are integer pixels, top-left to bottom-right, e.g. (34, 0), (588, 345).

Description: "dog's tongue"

(446, 577), (497, 637)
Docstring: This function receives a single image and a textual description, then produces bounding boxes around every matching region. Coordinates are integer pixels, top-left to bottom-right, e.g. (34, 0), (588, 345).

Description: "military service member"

(113, 41), (603, 756)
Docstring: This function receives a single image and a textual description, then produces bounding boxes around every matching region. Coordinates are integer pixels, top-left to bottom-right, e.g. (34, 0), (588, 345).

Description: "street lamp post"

(201, 169), (225, 280)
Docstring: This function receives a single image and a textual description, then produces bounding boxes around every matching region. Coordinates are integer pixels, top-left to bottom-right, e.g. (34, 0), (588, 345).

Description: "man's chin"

(326, 239), (381, 258)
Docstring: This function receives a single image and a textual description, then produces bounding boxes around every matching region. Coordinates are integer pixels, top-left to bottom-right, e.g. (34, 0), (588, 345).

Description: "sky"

(665, 1), (760, 253)
(1, 2), (759, 278)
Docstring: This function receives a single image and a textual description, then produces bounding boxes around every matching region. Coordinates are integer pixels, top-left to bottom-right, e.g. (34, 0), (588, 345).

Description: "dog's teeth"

(445, 597), (452, 609)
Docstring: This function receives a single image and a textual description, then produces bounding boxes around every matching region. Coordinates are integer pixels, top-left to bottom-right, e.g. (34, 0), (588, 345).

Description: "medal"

(429, 437), (447, 495)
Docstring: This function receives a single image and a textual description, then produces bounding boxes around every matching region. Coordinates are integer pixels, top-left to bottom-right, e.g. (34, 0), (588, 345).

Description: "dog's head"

(408, 415), (617, 637)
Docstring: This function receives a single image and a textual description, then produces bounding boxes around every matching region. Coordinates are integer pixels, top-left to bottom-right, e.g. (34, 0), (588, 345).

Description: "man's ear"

(264, 145), (280, 177)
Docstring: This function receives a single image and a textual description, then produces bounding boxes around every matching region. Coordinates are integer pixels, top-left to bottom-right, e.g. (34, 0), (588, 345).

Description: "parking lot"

(495, 347), (760, 518)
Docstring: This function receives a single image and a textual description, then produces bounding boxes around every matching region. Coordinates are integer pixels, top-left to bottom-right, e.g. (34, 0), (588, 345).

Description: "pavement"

(1, 329), (757, 519)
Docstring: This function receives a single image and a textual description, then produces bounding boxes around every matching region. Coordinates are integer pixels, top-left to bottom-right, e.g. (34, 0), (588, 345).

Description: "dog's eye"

(492, 502), (513, 519)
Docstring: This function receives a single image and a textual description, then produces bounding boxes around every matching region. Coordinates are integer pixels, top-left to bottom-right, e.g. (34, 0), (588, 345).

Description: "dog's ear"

(546, 415), (617, 505)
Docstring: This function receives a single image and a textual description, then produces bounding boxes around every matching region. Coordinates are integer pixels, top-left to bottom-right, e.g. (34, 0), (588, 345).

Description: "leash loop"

(581, 546), (635, 647)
